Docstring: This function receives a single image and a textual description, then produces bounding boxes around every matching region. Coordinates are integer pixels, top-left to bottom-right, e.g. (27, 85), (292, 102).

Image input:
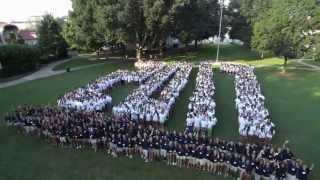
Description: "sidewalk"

(292, 59), (320, 71)
(0, 59), (104, 89)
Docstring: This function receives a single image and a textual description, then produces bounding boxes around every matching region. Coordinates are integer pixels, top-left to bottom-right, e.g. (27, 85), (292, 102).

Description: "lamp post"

(216, 0), (224, 62)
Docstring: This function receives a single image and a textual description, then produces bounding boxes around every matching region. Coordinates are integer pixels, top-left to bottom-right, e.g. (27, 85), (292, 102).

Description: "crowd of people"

(220, 63), (275, 141)
(186, 62), (217, 134)
(113, 63), (192, 124)
(57, 63), (165, 111)
(4, 106), (314, 180)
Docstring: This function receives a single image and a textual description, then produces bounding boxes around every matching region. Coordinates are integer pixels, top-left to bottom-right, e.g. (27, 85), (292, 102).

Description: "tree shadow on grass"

(255, 65), (320, 179)
(165, 44), (261, 62)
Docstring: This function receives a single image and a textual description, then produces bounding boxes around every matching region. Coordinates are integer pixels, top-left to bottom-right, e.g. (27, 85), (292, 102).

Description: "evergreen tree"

(37, 14), (68, 60)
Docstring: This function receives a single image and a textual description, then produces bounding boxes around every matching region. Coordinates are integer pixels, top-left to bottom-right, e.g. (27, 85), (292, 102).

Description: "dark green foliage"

(0, 44), (40, 77)
(252, 0), (320, 63)
(173, 0), (222, 48)
(69, 0), (105, 52)
(227, 0), (252, 47)
(37, 14), (69, 62)
(68, 0), (222, 58)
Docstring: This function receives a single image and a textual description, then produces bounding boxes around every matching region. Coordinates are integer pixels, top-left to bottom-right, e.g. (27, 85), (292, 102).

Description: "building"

(0, 23), (38, 45)
(19, 30), (37, 45)
(0, 17), (40, 45)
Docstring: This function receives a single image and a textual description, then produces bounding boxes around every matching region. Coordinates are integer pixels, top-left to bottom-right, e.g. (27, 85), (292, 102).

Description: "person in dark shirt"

(116, 134), (123, 156)
(178, 132), (184, 144)
(136, 135), (142, 155)
(127, 137), (134, 159)
(159, 138), (167, 160)
(227, 141), (235, 153)
(172, 142), (178, 166)
(262, 161), (273, 180)
(223, 152), (231, 177)
(111, 133), (119, 157)
(209, 149), (219, 174)
(286, 159), (297, 180)
(230, 153), (240, 176)
(281, 148), (294, 160)
(297, 163), (314, 180)
(182, 144), (189, 168)
(167, 142), (174, 165)
(176, 144), (183, 167)
(141, 137), (149, 162)
(254, 160), (264, 179)
(275, 162), (287, 180)
(204, 146), (211, 171)
(217, 151), (225, 176)
(183, 134), (188, 145)
(246, 158), (255, 174)
(189, 144), (197, 168)
(148, 137), (155, 161)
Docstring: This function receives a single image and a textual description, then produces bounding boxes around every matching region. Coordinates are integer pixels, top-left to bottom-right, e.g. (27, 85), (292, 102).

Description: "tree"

(68, 0), (222, 60)
(238, 0), (271, 24)
(173, 0), (221, 48)
(252, 0), (320, 64)
(227, 0), (252, 47)
(63, 19), (79, 50)
(37, 14), (69, 60)
(91, 0), (178, 60)
(70, 0), (105, 52)
(3, 25), (19, 44)
(227, 0), (271, 47)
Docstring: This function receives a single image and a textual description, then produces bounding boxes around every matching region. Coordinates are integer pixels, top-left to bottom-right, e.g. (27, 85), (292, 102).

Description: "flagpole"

(216, 0), (224, 63)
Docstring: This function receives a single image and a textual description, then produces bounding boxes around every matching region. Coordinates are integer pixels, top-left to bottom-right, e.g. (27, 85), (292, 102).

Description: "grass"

(256, 67), (320, 178)
(213, 70), (239, 140)
(0, 45), (319, 180)
(301, 59), (320, 67)
(165, 44), (260, 62)
(166, 68), (198, 131)
(52, 55), (106, 71)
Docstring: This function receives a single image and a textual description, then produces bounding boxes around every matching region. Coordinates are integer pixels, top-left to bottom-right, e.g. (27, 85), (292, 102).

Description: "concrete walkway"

(0, 58), (105, 89)
(292, 59), (320, 71)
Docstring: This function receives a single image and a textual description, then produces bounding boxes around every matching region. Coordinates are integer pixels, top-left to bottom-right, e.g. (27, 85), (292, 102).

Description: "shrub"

(0, 44), (40, 77)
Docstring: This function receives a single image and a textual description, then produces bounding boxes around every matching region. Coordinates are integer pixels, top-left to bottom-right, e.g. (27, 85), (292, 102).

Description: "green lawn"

(53, 55), (106, 71)
(301, 59), (320, 67)
(165, 44), (260, 62)
(167, 68), (198, 131)
(0, 45), (319, 180)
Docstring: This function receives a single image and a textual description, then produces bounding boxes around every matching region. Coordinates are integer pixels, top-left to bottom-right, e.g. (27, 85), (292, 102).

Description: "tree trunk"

(159, 40), (165, 58)
(284, 56), (288, 65)
(110, 46), (114, 54)
(121, 44), (126, 55)
(260, 52), (264, 59)
(136, 45), (143, 61)
(194, 39), (198, 49)
(159, 47), (164, 58)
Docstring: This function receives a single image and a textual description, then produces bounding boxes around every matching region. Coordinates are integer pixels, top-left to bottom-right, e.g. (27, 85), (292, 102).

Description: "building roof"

(19, 30), (37, 41)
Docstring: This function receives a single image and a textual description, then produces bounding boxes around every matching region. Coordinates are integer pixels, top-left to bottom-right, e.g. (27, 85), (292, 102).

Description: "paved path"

(292, 59), (320, 71)
(0, 58), (105, 89)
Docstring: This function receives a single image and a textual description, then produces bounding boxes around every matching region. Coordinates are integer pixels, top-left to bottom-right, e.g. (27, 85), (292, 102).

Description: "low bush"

(0, 44), (40, 77)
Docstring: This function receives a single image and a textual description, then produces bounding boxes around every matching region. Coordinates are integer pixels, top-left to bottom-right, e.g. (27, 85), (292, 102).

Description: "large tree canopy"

(69, 0), (222, 60)
(173, 0), (222, 48)
(227, 0), (271, 47)
(251, 0), (320, 64)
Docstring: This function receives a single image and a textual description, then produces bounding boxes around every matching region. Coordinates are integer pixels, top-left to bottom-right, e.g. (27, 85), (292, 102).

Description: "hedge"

(0, 44), (40, 78)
